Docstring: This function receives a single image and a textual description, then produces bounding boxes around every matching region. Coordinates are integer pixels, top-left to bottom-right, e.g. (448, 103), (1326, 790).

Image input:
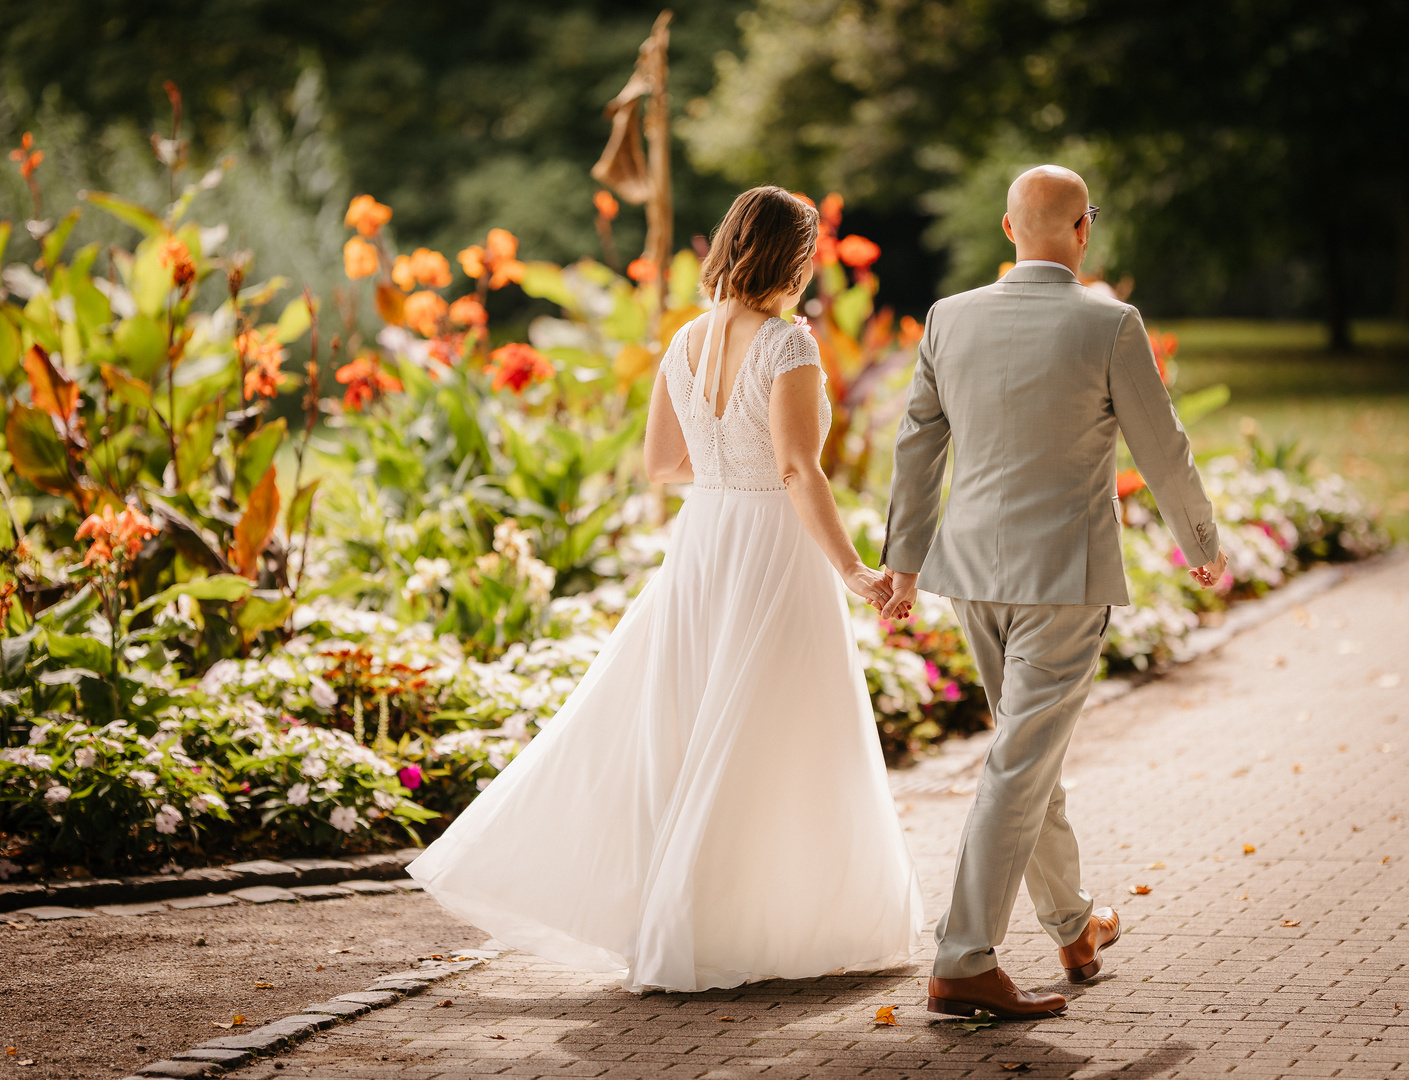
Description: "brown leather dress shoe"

(1057, 906), (1121, 983)
(926, 966), (1067, 1019)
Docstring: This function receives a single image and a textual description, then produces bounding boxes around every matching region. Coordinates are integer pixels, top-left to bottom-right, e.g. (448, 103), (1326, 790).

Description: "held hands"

(880, 570), (918, 620)
(844, 564), (893, 611)
(1189, 547), (1229, 589)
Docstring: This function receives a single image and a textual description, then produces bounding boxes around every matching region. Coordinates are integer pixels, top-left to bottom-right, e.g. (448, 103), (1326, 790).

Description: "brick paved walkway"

(229, 554), (1408, 1079)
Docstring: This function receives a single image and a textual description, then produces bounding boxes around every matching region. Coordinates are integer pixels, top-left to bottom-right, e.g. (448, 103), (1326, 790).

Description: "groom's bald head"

(1006, 166), (1089, 243)
(1001, 165), (1091, 271)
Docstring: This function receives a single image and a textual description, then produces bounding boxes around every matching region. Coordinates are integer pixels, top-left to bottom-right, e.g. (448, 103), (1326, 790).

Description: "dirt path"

(0, 890), (484, 1079)
(214, 552), (1407, 1080)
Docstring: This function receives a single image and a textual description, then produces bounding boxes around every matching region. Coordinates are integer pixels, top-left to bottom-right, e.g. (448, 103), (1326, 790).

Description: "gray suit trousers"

(932, 601), (1107, 979)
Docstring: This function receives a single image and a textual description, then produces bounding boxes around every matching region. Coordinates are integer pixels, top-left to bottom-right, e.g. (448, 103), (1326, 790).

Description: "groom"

(880, 165), (1227, 1019)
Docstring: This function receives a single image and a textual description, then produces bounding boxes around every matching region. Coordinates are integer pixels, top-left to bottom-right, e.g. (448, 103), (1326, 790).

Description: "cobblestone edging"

(0, 848), (422, 914)
(115, 944), (506, 1079)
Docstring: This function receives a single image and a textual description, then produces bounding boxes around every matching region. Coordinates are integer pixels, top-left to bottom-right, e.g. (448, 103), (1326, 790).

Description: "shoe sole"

(1064, 923), (1122, 984)
(926, 997), (1066, 1020)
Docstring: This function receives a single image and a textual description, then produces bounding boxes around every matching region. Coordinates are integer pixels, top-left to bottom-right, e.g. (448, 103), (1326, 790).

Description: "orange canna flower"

(449, 295), (488, 327)
(159, 237), (196, 294)
(593, 190), (619, 220)
(83, 538), (114, 567)
(335, 353), (402, 411)
(1147, 329), (1178, 385)
(76, 504), (160, 567)
(836, 234), (881, 269)
(457, 245), (485, 279)
(790, 191), (816, 210)
(488, 258), (524, 290)
(485, 228), (518, 262)
(898, 315), (924, 347)
(391, 254), (417, 292)
(820, 192), (844, 231)
(344, 194), (393, 237)
(410, 247), (451, 288)
(9, 133), (42, 179)
(1116, 469), (1147, 499)
(20, 132), (32, 151)
(343, 237), (378, 279)
(815, 234), (838, 265)
(237, 329), (289, 401)
(484, 342), (554, 393)
(404, 291), (449, 337)
(19, 150), (43, 179)
(626, 258), (657, 283)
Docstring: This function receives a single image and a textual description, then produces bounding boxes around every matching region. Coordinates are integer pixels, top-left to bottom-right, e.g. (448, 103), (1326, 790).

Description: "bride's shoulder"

(765, 317), (823, 379)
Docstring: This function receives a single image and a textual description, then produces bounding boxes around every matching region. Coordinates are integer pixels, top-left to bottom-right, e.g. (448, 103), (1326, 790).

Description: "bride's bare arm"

(644, 368), (693, 483)
(770, 365), (890, 608)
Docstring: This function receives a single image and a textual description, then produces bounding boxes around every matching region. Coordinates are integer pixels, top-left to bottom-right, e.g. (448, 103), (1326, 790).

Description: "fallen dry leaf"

(1143, 861), (1167, 870)
(17, 1061), (34, 1067)
(1339, 744), (1348, 752)
(1231, 767), (1249, 777)
(1384, 856), (1392, 865)
(433, 999), (453, 1009)
(999, 1065), (1035, 1073)
(874, 1005), (898, 1026)
(1243, 844), (1256, 855)
(1292, 764), (1303, 773)
(1280, 919), (1301, 927)
(483, 1034), (506, 1040)
(1129, 884), (1152, 895)
(717, 1016), (735, 1022)
(233, 1015), (245, 1026)
(253, 981), (273, 989)
(956, 1010), (999, 1032)
(4, 1048), (14, 1055)
(329, 948), (351, 954)
(315, 964), (324, 972)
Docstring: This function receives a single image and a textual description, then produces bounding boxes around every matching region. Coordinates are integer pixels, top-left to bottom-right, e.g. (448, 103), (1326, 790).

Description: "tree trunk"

(1323, 217), (1353, 352)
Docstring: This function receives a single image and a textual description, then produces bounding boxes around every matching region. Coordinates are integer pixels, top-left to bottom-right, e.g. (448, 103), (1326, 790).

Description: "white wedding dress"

(409, 314), (923, 992)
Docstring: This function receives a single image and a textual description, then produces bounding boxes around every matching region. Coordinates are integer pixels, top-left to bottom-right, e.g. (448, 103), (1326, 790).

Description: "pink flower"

(924, 661), (941, 686)
(398, 764), (422, 791)
(942, 682), (962, 703)
(1168, 548), (1188, 568)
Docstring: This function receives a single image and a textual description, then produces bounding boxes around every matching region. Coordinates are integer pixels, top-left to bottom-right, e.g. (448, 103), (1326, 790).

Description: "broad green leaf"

(34, 585), (97, 630)
(235, 590), (293, 639)
(129, 574), (254, 618)
(170, 358), (235, 431)
(37, 667), (103, 686)
(176, 401), (219, 489)
(518, 262), (576, 311)
(114, 315), (168, 381)
(130, 237), (172, 317)
(69, 242), (100, 281)
(1176, 383), (1231, 428)
(21, 294), (60, 353)
(41, 209), (81, 271)
(601, 284), (647, 344)
(0, 309), (21, 378)
(832, 283), (874, 340)
(4, 403), (76, 499)
(274, 296), (315, 344)
(80, 191), (164, 237)
(235, 418), (286, 501)
(44, 630), (111, 673)
(582, 412), (646, 476)
(0, 221), (9, 264)
(1, 628), (38, 679)
(99, 364), (153, 410)
(286, 478), (319, 538)
(231, 466), (280, 578)
(71, 277), (111, 340)
(668, 249), (701, 307)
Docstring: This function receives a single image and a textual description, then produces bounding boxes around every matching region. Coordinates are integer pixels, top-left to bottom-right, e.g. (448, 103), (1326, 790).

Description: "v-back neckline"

(687, 315), (778, 421)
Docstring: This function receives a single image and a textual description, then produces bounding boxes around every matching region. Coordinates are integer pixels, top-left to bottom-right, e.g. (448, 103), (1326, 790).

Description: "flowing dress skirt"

(408, 487), (923, 992)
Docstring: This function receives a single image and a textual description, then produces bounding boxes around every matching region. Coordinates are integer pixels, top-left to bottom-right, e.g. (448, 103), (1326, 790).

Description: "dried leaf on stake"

(873, 1005), (898, 1026)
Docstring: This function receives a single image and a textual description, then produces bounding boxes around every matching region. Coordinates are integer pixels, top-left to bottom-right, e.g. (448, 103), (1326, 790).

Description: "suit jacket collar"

(1001, 264), (1079, 284)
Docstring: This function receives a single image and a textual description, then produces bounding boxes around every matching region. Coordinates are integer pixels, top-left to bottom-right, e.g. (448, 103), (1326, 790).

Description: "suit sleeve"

(880, 310), (952, 572)
(1109, 308), (1220, 567)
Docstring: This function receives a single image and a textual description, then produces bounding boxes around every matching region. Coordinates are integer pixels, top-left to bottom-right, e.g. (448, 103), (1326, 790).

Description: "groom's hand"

(880, 570), (918, 620)
(1189, 547), (1228, 589)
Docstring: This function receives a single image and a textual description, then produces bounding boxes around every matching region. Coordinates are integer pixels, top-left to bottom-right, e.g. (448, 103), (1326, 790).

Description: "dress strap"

(689, 279), (728, 422)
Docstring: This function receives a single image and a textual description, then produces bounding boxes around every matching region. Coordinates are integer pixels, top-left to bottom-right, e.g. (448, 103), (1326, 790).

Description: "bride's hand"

(843, 564), (892, 610)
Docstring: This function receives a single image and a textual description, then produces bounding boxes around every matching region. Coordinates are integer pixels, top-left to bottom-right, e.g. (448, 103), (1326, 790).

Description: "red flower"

(9, 132), (42, 180)
(898, 315), (924, 347)
(76, 504), (160, 567)
(484, 343), (554, 393)
(159, 237), (197, 295)
(815, 234), (838, 266)
(626, 258), (657, 283)
(238, 329), (289, 401)
(1116, 470), (1147, 499)
(1147, 329), (1178, 385)
(820, 192), (844, 231)
(836, 235), (881, 269)
(335, 353), (403, 411)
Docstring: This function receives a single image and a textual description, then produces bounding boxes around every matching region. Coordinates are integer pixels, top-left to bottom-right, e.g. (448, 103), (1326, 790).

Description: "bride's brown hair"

(700, 186), (819, 311)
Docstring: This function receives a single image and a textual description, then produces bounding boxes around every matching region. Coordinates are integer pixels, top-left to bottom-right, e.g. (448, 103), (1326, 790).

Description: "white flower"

(0, 858), (20, 880)
(154, 804), (182, 834)
(287, 783), (310, 806)
(266, 657), (296, 683)
(44, 785), (71, 804)
(367, 807), (383, 819)
(299, 755), (327, 779)
(317, 778), (342, 793)
(189, 793), (225, 816)
(199, 659), (241, 693)
(308, 676), (338, 710)
(129, 770), (158, 789)
(27, 723), (51, 746)
(1, 747), (54, 770)
(329, 805), (359, 833)
(373, 789), (398, 811)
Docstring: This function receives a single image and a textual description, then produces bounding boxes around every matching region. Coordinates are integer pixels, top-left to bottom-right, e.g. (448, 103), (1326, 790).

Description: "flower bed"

(0, 116), (1389, 879)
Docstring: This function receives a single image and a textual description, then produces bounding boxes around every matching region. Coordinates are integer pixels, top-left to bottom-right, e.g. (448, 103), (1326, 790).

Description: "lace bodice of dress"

(662, 316), (830, 493)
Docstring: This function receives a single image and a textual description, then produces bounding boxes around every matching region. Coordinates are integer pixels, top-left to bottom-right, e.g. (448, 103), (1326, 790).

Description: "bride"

(409, 185), (924, 993)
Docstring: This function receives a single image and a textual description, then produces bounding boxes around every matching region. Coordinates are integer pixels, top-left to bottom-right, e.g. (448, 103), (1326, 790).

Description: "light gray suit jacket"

(881, 264), (1219, 606)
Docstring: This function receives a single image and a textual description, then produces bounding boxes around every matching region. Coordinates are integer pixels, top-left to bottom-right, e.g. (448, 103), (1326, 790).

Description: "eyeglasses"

(1075, 205), (1100, 229)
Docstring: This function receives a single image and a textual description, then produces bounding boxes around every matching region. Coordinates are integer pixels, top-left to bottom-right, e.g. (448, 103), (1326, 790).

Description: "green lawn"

(1162, 319), (1409, 540)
